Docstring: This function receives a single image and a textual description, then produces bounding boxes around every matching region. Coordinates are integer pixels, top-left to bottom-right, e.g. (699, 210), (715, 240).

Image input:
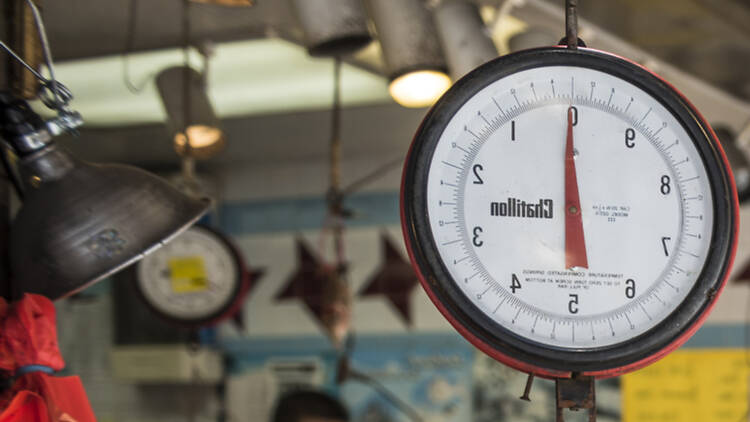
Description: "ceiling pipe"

(291, 0), (372, 57)
(433, 0), (498, 81)
(365, 0), (451, 108)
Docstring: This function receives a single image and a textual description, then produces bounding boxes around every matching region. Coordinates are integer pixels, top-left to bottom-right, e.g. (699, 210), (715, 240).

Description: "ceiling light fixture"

(156, 66), (225, 159)
(366, 0), (451, 108)
(0, 0), (209, 299)
(388, 70), (452, 108)
(157, 1), (225, 160)
(291, 0), (372, 57)
(433, 0), (498, 81)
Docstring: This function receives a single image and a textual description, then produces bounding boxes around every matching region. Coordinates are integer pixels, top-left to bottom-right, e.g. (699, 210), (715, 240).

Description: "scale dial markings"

(403, 48), (737, 375)
(136, 225), (245, 324)
(428, 66), (711, 348)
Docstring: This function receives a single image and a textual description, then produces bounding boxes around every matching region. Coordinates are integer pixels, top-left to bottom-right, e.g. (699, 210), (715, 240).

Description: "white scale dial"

(426, 66), (713, 349)
(137, 226), (240, 321)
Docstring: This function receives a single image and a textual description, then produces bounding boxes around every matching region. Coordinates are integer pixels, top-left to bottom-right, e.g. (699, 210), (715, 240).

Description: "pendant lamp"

(366, 0), (451, 108)
(0, 0), (209, 300)
(155, 66), (225, 160)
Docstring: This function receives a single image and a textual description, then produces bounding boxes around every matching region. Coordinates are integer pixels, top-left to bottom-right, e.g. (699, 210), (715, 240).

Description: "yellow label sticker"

(622, 349), (748, 422)
(168, 256), (208, 293)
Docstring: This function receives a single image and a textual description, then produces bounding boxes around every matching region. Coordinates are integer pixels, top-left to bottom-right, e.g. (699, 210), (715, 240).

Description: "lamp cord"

(340, 156), (404, 197)
(328, 56), (345, 267)
(347, 368), (424, 422)
(181, 0), (194, 158)
(319, 57), (347, 270)
(0, 40), (45, 82)
(122, 0), (154, 94)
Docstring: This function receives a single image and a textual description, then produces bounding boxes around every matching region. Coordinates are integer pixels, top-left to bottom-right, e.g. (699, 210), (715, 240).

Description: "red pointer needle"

(565, 106), (589, 270)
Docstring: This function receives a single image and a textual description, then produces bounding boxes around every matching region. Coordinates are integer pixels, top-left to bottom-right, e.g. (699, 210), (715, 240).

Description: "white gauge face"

(426, 66), (714, 349)
(137, 227), (240, 321)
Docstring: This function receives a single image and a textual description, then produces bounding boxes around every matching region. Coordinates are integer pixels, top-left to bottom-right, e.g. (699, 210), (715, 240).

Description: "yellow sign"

(168, 257), (209, 293)
(622, 349), (748, 422)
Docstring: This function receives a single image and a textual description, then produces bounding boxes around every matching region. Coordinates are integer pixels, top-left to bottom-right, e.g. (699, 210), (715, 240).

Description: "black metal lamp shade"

(9, 144), (210, 300)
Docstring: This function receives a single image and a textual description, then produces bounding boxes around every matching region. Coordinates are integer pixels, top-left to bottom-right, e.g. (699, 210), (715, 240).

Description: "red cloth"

(0, 294), (64, 372)
(0, 373), (96, 422)
(0, 391), (47, 422)
(0, 294), (96, 421)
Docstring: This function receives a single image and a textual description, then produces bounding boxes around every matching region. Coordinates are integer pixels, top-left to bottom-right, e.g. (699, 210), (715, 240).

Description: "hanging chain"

(328, 56), (345, 268)
(181, 0), (194, 158)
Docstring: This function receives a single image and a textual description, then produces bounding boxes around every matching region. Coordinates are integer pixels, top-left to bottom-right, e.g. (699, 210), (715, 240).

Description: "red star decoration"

(276, 238), (350, 345)
(359, 232), (419, 326)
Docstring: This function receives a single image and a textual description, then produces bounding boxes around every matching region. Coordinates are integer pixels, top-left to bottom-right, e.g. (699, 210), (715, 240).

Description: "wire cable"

(341, 156), (404, 197)
(0, 41), (46, 82)
(348, 368), (424, 422)
(121, 0), (153, 94)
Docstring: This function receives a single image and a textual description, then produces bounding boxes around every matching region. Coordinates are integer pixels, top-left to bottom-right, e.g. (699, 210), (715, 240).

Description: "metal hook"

(565, 0), (579, 50)
(38, 81), (73, 111)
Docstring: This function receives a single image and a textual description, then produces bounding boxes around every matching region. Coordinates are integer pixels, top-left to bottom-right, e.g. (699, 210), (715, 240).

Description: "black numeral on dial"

(510, 273), (521, 294)
(625, 128), (635, 148)
(661, 237), (671, 256)
(660, 175), (671, 195)
(569, 106), (578, 126)
(472, 226), (483, 247)
(568, 294), (579, 314)
(625, 279), (636, 299)
(473, 164), (484, 184)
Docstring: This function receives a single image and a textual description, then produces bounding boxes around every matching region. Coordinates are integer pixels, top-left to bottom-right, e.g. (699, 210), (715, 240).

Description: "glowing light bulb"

(388, 70), (452, 108)
(174, 125), (225, 158)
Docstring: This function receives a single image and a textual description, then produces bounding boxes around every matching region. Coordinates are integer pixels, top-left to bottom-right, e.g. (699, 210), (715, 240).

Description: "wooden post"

(8, 0), (42, 99)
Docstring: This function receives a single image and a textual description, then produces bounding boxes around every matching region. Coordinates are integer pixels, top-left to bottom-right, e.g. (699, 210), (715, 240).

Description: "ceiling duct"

(366, 0), (451, 108)
(291, 0), (372, 57)
(433, 0), (498, 80)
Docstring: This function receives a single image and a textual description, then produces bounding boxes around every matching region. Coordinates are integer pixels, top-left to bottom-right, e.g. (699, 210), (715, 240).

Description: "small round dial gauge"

(401, 47), (738, 377)
(135, 224), (247, 326)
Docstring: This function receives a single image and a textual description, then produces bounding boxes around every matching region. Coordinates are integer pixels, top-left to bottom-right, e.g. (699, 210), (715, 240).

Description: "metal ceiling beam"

(46, 0), (289, 61)
(693, 0), (750, 41)
(510, 0), (750, 134)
